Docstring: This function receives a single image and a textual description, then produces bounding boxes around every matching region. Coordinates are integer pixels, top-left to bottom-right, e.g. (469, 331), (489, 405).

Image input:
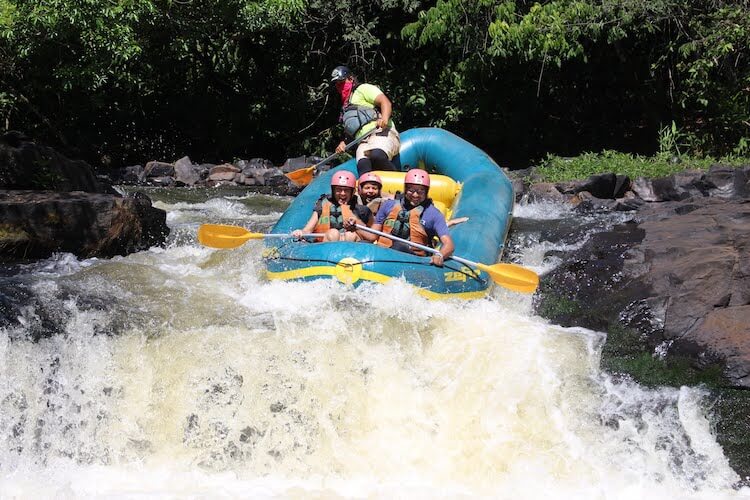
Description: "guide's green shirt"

(350, 83), (396, 139)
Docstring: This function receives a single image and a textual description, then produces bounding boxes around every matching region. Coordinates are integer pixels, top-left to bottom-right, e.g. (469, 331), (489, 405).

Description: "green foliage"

(242, 0), (306, 29)
(535, 150), (750, 183)
(657, 121), (688, 157)
(6, 0), (156, 91)
(732, 137), (749, 158)
(0, 0), (748, 167)
(600, 325), (727, 388)
(403, 0), (750, 158)
(487, 1), (600, 65)
(0, 0), (15, 29)
(604, 352), (726, 389)
(534, 290), (581, 320)
(0, 91), (13, 118)
(712, 388), (750, 480)
(0, 0), (422, 163)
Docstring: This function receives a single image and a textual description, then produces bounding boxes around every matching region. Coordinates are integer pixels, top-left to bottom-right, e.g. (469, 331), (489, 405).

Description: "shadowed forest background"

(0, 0), (748, 169)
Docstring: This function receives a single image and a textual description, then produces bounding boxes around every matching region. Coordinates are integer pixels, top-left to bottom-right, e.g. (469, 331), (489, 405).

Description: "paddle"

(355, 224), (539, 293)
(197, 224), (324, 249)
(285, 128), (378, 186)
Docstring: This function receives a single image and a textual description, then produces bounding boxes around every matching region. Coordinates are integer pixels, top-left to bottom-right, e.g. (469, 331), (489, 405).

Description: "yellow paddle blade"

(476, 262), (540, 294)
(197, 224), (263, 249)
(285, 166), (314, 186)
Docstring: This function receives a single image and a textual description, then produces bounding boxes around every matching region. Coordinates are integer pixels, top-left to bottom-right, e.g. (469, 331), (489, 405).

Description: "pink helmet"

(404, 168), (430, 188)
(331, 170), (356, 189)
(358, 172), (382, 188)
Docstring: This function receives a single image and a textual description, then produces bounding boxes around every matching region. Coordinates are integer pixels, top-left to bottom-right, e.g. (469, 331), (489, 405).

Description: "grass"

(534, 291), (582, 321)
(534, 151), (750, 183)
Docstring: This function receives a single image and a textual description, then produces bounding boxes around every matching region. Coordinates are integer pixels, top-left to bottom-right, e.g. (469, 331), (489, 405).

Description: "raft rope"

(264, 254), (486, 286)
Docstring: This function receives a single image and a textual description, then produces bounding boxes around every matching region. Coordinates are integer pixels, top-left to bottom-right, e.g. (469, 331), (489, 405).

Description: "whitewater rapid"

(0, 189), (746, 498)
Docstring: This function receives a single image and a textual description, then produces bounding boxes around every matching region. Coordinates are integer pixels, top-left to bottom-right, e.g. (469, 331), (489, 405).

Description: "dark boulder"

(631, 170), (711, 201)
(237, 158), (274, 173)
(0, 132), (169, 262)
(280, 156), (312, 174)
(0, 190), (168, 262)
(144, 161), (175, 178)
(510, 177), (526, 202)
(121, 165), (145, 184)
(704, 164), (750, 199)
(571, 191), (644, 213)
(556, 173), (631, 199)
(0, 131), (109, 193)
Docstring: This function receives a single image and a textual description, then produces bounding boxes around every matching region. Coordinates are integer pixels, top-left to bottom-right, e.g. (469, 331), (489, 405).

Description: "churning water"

(0, 188), (746, 498)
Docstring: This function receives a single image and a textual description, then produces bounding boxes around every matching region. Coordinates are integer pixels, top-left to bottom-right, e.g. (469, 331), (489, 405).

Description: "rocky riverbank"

(0, 131), (169, 262)
(1, 129), (320, 262)
(510, 165), (750, 481)
(513, 165), (750, 388)
(112, 155), (313, 196)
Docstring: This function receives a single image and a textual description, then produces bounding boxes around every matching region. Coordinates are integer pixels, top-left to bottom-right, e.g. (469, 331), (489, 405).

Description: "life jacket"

(341, 85), (379, 139)
(376, 198), (431, 256)
(314, 198), (354, 241)
(354, 194), (382, 225)
(366, 197), (383, 218)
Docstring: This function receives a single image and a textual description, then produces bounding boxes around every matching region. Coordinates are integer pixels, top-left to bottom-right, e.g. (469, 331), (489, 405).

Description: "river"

(0, 188), (746, 498)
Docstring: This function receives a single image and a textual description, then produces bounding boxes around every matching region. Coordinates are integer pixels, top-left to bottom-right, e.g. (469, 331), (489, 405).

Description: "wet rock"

(121, 165), (145, 184)
(0, 134), (168, 264)
(510, 177), (526, 201)
(173, 156), (200, 186)
(149, 176), (174, 187)
(280, 156), (311, 174)
(264, 168), (289, 187)
(535, 197), (750, 389)
(198, 163), (215, 178)
(572, 191), (644, 213)
(0, 280), (65, 339)
(0, 131), (109, 193)
(238, 158), (274, 173)
(635, 200), (750, 385)
(631, 170), (710, 201)
(612, 193), (645, 212)
(526, 182), (568, 203)
(144, 161), (175, 178)
(208, 164), (240, 182)
(116, 152), (307, 195)
(575, 173), (630, 199)
(241, 174), (257, 186)
(686, 307), (750, 386)
(535, 221), (647, 332)
(704, 164), (750, 199)
(245, 168), (269, 185)
(556, 174), (623, 198)
(0, 190), (168, 262)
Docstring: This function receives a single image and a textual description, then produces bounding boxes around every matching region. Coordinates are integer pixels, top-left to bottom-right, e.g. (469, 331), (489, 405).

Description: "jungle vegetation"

(1, 0), (748, 170)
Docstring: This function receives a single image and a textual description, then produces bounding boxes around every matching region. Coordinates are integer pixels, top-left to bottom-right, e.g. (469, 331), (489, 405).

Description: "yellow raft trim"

(265, 266), (489, 300)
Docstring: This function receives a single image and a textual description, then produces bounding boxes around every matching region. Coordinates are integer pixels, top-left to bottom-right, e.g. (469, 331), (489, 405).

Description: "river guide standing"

(330, 65), (400, 176)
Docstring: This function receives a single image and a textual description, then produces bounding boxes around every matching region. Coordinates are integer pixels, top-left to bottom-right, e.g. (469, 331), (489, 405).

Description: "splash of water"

(0, 189), (744, 498)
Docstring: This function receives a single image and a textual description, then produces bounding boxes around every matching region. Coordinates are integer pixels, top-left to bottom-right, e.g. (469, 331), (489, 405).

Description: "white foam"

(1, 190), (746, 498)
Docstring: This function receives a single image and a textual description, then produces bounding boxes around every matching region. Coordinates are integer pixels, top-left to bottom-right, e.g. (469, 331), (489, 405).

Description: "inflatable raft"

(264, 128), (514, 299)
